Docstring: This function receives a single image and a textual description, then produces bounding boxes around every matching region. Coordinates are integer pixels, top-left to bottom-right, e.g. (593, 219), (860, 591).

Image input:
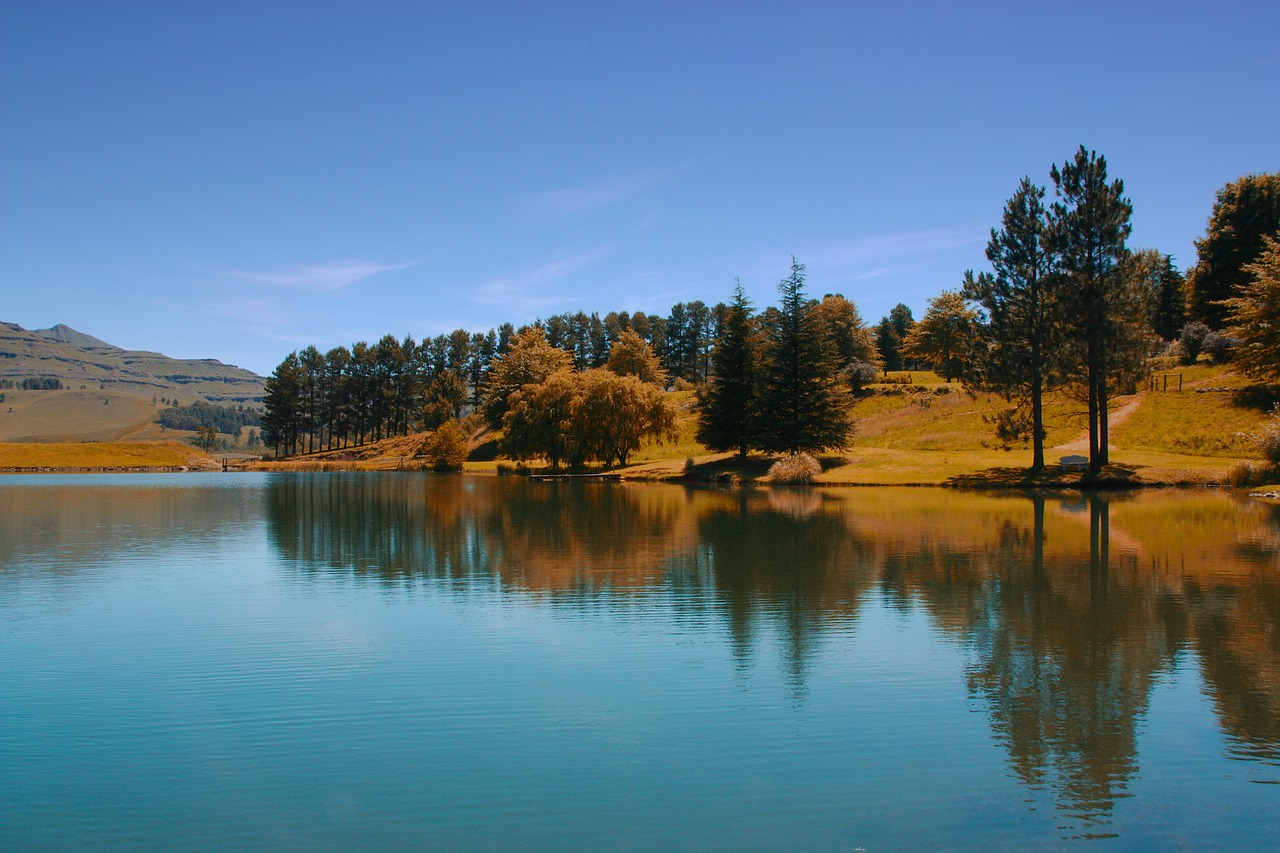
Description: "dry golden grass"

(0, 440), (210, 469)
(0, 388), (159, 442)
(1111, 367), (1274, 457)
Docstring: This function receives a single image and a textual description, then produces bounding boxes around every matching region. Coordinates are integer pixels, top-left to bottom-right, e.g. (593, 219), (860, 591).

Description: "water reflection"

(262, 475), (1280, 834)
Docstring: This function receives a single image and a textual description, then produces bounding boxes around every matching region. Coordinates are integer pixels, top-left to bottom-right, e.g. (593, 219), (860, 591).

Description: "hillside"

(0, 321), (265, 443)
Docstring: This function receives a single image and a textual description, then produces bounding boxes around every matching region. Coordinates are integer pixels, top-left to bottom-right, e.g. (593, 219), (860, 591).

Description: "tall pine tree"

(964, 176), (1059, 470)
(752, 259), (851, 455)
(697, 280), (759, 458)
(1049, 146), (1137, 475)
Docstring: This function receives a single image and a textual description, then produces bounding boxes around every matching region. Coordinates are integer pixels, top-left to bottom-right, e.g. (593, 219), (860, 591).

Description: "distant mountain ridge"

(0, 321), (264, 403)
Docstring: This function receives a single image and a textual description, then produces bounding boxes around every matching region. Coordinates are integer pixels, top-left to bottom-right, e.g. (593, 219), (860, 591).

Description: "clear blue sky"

(3, 1), (1277, 376)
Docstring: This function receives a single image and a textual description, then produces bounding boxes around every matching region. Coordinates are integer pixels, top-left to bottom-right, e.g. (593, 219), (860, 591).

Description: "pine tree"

(875, 316), (903, 371)
(963, 177), (1059, 470)
(1222, 234), (1280, 382)
(262, 351), (303, 456)
(1186, 172), (1280, 328)
(697, 280), (760, 458)
(1049, 146), (1138, 475)
(752, 259), (851, 455)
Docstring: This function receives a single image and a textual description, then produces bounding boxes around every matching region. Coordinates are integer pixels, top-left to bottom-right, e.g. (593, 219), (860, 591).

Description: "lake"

(1, 473), (1277, 849)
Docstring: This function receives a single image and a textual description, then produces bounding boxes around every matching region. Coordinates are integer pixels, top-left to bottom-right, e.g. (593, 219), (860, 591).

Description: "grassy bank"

(0, 440), (212, 470)
(5, 365), (1274, 490)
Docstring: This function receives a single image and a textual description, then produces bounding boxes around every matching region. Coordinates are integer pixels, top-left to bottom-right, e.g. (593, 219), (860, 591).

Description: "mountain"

(0, 322), (265, 443)
(1, 322), (264, 402)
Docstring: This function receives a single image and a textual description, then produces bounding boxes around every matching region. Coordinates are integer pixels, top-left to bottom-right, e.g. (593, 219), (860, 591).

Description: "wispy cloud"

(473, 246), (614, 314)
(222, 258), (413, 292)
(803, 228), (985, 269)
(517, 175), (654, 224)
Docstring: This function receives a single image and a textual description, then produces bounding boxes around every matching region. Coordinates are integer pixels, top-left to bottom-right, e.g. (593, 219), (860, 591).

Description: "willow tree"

(964, 177), (1059, 470)
(482, 326), (573, 429)
(605, 328), (667, 387)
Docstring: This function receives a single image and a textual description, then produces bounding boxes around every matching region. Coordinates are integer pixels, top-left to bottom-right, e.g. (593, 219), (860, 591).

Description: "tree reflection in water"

(264, 474), (1280, 835)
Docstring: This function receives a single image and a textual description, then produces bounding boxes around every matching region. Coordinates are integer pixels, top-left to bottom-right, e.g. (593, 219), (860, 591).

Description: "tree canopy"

(696, 281), (760, 457)
(1222, 234), (1280, 382)
(1049, 146), (1142, 474)
(752, 259), (851, 454)
(904, 290), (981, 383)
(1186, 173), (1280, 329)
(963, 176), (1058, 469)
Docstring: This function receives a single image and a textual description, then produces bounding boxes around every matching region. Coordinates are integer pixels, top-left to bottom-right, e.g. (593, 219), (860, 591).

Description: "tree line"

(262, 156), (1279, 473)
(261, 285), (881, 459)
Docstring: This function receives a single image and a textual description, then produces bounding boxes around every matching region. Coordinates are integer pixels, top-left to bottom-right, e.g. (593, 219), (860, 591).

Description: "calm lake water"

(1, 474), (1277, 850)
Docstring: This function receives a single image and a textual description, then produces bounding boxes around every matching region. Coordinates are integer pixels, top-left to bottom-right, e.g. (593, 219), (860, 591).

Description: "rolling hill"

(0, 322), (265, 442)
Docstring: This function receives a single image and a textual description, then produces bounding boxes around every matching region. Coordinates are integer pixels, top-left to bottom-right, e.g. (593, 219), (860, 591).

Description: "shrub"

(844, 361), (880, 394)
(421, 420), (470, 471)
(1260, 405), (1280, 464)
(1179, 321), (1212, 363)
(767, 452), (821, 484)
(1201, 331), (1236, 363)
(1225, 460), (1260, 487)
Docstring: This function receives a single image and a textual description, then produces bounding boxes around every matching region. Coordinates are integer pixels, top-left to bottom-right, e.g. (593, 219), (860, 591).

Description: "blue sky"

(2, 1), (1277, 376)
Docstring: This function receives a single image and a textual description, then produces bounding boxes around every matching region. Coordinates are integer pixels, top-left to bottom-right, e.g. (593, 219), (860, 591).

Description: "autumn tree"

(1221, 234), (1280, 381)
(605, 329), (667, 386)
(502, 369), (675, 469)
(963, 176), (1059, 470)
(1186, 172), (1280, 328)
(903, 290), (981, 383)
(812, 293), (880, 387)
(482, 326), (573, 429)
(421, 419), (470, 471)
(697, 280), (760, 457)
(753, 259), (851, 454)
(572, 369), (676, 467)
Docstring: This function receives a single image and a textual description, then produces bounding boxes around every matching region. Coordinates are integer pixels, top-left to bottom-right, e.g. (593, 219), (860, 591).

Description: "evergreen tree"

(1222, 234), (1280, 382)
(875, 316), (903, 371)
(262, 351), (303, 456)
(752, 259), (851, 454)
(697, 280), (760, 458)
(1151, 254), (1186, 342)
(963, 177), (1059, 470)
(1049, 146), (1137, 474)
(1186, 172), (1280, 328)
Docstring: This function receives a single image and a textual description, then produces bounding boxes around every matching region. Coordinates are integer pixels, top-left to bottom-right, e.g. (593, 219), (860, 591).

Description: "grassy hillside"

(0, 321), (265, 443)
(0, 440), (214, 470)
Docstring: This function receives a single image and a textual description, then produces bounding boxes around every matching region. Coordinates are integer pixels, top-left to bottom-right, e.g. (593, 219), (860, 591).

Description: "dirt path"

(1051, 392), (1145, 454)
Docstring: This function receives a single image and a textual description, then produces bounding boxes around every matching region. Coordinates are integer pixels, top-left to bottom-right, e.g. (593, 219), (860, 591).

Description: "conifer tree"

(875, 316), (903, 371)
(963, 177), (1059, 470)
(697, 280), (760, 458)
(1222, 234), (1280, 382)
(1186, 173), (1280, 328)
(752, 259), (851, 455)
(1049, 146), (1138, 474)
